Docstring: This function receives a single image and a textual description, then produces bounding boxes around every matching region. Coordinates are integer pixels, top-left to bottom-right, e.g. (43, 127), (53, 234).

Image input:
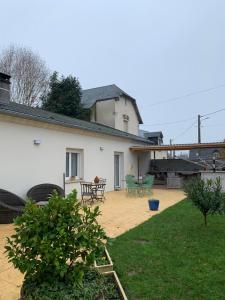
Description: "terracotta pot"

(94, 176), (100, 183)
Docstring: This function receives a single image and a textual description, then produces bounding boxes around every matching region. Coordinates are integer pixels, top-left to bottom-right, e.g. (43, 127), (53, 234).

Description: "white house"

(81, 84), (143, 136)
(0, 73), (151, 198)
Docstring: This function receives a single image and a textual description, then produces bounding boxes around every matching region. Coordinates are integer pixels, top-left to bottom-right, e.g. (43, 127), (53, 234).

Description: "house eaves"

(0, 101), (149, 144)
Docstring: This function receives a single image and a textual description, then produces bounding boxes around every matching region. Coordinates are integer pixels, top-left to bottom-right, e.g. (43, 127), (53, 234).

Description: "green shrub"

(21, 269), (120, 300)
(184, 176), (225, 226)
(5, 190), (107, 286)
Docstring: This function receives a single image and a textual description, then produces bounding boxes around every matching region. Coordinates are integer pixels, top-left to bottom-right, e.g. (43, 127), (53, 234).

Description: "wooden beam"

(130, 142), (225, 152)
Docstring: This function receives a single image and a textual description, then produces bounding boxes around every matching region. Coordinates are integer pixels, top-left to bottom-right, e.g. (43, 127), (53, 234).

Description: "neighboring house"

(81, 84), (143, 136)
(139, 130), (168, 159)
(189, 148), (220, 160)
(0, 73), (150, 198)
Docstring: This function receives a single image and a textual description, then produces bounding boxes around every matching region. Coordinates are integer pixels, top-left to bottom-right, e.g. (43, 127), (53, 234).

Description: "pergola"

(131, 142), (225, 179)
(130, 142), (225, 152)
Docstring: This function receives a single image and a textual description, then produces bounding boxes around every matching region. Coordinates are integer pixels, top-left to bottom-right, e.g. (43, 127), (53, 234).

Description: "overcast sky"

(1, 0), (225, 144)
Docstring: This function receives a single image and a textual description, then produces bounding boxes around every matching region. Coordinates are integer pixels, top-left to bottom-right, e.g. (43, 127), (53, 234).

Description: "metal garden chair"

(142, 175), (154, 195)
(125, 175), (140, 196)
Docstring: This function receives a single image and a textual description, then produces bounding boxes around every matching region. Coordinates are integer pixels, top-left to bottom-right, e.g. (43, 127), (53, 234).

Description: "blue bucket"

(148, 199), (159, 211)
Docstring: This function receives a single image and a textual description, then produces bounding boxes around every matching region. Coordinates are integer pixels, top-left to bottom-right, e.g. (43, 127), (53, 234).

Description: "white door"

(114, 154), (120, 188)
(114, 153), (124, 189)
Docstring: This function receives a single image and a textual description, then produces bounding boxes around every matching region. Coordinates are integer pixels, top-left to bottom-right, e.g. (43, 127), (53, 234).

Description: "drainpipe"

(137, 155), (140, 181)
(63, 172), (66, 196)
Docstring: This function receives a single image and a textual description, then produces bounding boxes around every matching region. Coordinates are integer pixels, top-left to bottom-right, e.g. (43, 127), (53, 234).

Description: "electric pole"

(198, 114), (201, 144)
(170, 139), (173, 158)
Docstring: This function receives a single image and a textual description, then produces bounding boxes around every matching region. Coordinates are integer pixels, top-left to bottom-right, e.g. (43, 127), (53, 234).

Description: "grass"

(108, 199), (225, 300)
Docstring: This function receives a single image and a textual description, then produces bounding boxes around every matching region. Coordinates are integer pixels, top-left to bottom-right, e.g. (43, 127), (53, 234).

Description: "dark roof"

(0, 100), (150, 144)
(149, 159), (205, 172)
(81, 84), (143, 124)
(189, 148), (220, 159)
(139, 130), (163, 139)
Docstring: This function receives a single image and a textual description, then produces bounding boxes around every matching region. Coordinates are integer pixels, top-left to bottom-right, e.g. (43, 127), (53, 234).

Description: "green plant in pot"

(5, 190), (120, 299)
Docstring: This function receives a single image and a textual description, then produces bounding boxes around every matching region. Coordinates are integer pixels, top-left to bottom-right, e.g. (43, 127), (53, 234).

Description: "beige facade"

(90, 97), (139, 136)
(0, 114), (149, 199)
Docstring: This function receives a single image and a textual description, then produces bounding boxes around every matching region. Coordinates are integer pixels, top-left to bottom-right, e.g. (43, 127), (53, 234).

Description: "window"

(66, 151), (82, 179)
(123, 120), (128, 132)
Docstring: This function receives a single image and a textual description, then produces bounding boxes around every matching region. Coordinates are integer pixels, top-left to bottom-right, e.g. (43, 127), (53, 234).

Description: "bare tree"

(0, 45), (50, 106)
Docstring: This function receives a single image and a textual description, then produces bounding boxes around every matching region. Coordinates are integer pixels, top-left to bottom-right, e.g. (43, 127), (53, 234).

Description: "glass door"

(114, 154), (120, 188)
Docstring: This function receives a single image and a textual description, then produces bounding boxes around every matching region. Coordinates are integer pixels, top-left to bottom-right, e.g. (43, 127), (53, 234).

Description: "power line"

(140, 83), (225, 108)
(202, 123), (225, 128)
(141, 107), (225, 128)
(172, 121), (197, 141)
(202, 108), (225, 117)
(141, 117), (195, 127)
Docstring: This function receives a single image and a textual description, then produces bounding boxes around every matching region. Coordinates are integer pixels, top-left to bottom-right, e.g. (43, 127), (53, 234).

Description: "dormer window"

(123, 114), (129, 121)
(123, 114), (129, 132)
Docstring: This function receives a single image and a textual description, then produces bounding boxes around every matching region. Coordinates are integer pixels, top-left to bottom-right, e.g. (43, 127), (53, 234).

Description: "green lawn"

(108, 199), (225, 300)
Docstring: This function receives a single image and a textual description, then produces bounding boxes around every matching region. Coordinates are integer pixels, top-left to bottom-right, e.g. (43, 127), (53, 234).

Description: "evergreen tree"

(42, 72), (89, 120)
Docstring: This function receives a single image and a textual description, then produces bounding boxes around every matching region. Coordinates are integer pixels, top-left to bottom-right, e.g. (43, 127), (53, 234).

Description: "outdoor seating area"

(125, 174), (154, 197)
(0, 189), (25, 224)
(80, 178), (106, 204)
(0, 180), (107, 225)
(0, 183), (65, 224)
(0, 188), (185, 299)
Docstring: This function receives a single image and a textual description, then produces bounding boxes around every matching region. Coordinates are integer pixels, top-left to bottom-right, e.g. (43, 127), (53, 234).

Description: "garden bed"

(104, 271), (128, 300)
(20, 270), (128, 300)
(94, 247), (113, 273)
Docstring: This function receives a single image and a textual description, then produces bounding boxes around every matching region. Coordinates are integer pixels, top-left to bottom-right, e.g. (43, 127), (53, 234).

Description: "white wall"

(139, 152), (151, 176)
(201, 171), (225, 191)
(115, 97), (139, 135)
(93, 99), (115, 128)
(90, 97), (140, 136)
(0, 115), (148, 199)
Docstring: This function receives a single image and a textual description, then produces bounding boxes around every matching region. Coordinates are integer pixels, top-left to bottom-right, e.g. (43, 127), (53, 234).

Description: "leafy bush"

(21, 269), (120, 300)
(5, 190), (107, 285)
(184, 176), (225, 226)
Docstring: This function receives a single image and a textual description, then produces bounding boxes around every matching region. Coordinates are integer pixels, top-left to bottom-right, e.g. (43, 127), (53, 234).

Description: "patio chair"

(142, 175), (154, 195)
(80, 182), (96, 204)
(92, 183), (106, 202)
(99, 178), (106, 184)
(125, 175), (140, 196)
(0, 189), (26, 224)
(27, 183), (65, 204)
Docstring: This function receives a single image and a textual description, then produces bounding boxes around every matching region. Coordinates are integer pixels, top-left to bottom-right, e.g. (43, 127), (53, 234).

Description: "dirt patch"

(135, 239), (150, 245)
(127, 270), (138, 277)
(127, 268), (143, 277)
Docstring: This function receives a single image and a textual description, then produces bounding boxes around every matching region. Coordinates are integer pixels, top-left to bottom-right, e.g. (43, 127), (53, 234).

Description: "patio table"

(80, 182), (106, 204)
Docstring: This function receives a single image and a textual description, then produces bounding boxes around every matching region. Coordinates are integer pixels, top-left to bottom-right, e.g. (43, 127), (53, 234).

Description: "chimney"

(0, 72), (11, 103)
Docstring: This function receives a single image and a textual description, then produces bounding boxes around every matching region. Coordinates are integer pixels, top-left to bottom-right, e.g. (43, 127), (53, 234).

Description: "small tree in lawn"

(5, 190), (107, 287)
(184, 176), (224, 226)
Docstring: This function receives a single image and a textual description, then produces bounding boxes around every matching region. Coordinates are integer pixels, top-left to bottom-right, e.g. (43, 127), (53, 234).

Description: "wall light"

(33, 139), (41, 145)
(100, 146), (104, 151)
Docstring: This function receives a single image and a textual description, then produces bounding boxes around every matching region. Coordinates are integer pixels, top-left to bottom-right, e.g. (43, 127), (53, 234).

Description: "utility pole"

(170, 139), (173, 158)
(198, 114), (201, 144)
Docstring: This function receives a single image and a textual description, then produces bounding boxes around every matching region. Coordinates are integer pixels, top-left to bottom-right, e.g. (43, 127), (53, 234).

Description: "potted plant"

(6, 190), (130, 299)
(94, 247), (114, 273)
(94, 176), (100, 183)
